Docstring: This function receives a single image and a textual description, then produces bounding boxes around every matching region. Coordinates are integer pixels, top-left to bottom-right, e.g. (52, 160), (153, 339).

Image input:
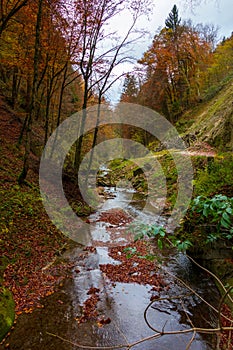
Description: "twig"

(165, 237), (233, 305)
(42, 257), (56, 271)
(218, 286), (233, 330)
(46, 332), (127, 349)
(144, 293), (233, 334)
(127, 332), (162, 349)
(180, 300), (196, 350)
(144, 294), (194, 333)
(112, 320), (130, 347)
(162, 268), (233, 323)
(187, 254), (233, 304)
(227, 328), (232, 350)
(46, 331), (162, 349)
(46, 245), (233, 349)
(185, 331), (196, 350)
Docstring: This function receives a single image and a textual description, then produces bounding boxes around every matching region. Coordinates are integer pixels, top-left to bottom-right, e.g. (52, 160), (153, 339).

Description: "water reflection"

(5, 183), (219, 350)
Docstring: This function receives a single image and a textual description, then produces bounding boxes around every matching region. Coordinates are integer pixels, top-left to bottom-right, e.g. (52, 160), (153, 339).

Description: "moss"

(0, 288), (15, 341)
(108, 151), (179, 210)
(175, 118), (196, 133)
(0, 256), (15, 341)
(108, 158), (128, 171)
(193, 153), (233, 197)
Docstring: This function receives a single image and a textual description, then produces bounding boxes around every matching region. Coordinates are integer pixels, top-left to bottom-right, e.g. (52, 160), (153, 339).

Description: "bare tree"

(18, 0), (43, 184)
(71, 0), (152, 172)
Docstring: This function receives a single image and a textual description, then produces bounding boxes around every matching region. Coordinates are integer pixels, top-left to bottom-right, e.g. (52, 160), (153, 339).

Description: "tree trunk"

(18, 77), (31, 145)
(85, 97), (102, 186)
(11, 66), (18, 108)
(18, 0), (43, 184)
(74, 82), (88, 173)
(49, 62), (68, 159)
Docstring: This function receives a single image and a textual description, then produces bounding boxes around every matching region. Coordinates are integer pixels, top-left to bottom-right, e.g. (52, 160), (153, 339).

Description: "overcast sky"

(106, 0), (233, 103)
(151, 0), (232, 40)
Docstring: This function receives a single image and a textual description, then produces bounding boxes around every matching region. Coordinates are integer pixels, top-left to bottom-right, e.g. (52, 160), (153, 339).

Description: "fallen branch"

(46, 331), (162, 350)
(46, 244), (233, 349)
(187, 254), (233, 305)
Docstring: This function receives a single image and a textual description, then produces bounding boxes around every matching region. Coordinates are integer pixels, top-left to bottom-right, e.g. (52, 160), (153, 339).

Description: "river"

(1, 184), (220, 350)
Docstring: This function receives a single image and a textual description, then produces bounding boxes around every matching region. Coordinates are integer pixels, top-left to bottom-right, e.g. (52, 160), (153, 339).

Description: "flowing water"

(1, 183), (220, 350)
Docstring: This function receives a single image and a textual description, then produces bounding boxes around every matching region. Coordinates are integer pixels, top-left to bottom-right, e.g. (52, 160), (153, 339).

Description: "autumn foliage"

(121, 5), (233, 124)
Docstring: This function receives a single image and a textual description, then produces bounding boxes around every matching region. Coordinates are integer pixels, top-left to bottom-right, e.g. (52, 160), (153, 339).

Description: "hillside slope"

(181, 78), (233, 151)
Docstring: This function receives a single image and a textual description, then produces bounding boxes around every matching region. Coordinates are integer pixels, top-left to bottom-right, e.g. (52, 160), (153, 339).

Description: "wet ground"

(1, 185), (220, 350)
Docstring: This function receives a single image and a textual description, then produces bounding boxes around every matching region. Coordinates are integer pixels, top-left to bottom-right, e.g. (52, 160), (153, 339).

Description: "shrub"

(190, 194), (233, 244)
(193, 153), (233, 197)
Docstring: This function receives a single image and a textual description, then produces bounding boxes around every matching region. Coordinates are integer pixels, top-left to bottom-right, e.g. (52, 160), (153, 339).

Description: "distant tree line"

(120, 5), (233, 124)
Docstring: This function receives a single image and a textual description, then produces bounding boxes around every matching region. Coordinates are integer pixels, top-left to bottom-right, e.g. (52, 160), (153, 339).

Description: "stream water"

(1, 183), (220, 350)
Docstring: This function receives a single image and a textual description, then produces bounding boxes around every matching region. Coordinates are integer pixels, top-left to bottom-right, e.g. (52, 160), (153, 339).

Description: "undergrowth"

(193, 153), (233, 197)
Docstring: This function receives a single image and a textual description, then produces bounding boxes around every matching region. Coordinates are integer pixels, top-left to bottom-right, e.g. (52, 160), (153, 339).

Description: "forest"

(0, 0), (233, 349)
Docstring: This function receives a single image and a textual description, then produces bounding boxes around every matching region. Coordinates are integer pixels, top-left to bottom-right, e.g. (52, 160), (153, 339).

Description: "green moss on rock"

(0, 288), (15, 341)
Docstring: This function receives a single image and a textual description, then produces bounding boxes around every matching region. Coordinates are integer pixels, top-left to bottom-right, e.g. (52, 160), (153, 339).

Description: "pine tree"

(120, 74), (138, 102)
(165, 4), (181, 31)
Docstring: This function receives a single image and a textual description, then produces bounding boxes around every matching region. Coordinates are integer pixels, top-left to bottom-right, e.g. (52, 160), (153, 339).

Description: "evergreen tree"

(120, 73), (138, 102)
(165, 4), (181, 31)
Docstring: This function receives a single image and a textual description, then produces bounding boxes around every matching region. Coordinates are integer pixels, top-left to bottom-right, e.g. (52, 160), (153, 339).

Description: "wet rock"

(188, 242), (233, 279)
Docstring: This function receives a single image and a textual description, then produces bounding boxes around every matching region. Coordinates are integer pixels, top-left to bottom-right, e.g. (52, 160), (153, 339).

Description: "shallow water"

(2, 185), (220, 350)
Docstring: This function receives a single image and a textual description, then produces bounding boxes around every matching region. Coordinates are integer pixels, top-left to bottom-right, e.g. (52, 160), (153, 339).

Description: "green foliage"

(128, 222), (192, 252)
(175, 118), (196, 133)
(123, 246), (138, 259)
(204, 35), (233, 93)
(0, 183), (67, 250)
(120, 73), (139, 102)
(190, 194), (233, 243)
(70, 202), (93, 216)
(0, 185), (40, 225)
(132, 223), (166, 248)
(157, 153), (178, 208)
(147, 140), (161, 152)
(109, 152), (180, 211)
(176, 192), (233, 253)
(108, 158), (132, 173)
(123, 246), (156, 261)
(202, 73), (233, 103)
(169, 238), (193, 252)
(129, 222), (166, 250)
(193, 153), (233, 197)
(0, 288), (15, 341)
(203, 83), (225, 102)
(165, 4), (181, 31)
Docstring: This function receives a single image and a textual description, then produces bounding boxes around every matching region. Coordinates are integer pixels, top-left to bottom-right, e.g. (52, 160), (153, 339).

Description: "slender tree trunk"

(49, 62), (68, 159)
(44, 85), (51, 147)
(74, 81), (88, 172)
(18, 0), (43, 184)
(11, 66), (18, 108)
(44, 74), (57, 146)
(35, 85), (45, 121)
(85, 97), (101, 186)
(18, 77), (31, 145)
(57, 62), (68, 128)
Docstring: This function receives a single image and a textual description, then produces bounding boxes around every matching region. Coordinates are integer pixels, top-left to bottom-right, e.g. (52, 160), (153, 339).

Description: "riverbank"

(1, 88), (232, 348)
(1, 184), (221, 350)
(0, 101), (89, 341)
